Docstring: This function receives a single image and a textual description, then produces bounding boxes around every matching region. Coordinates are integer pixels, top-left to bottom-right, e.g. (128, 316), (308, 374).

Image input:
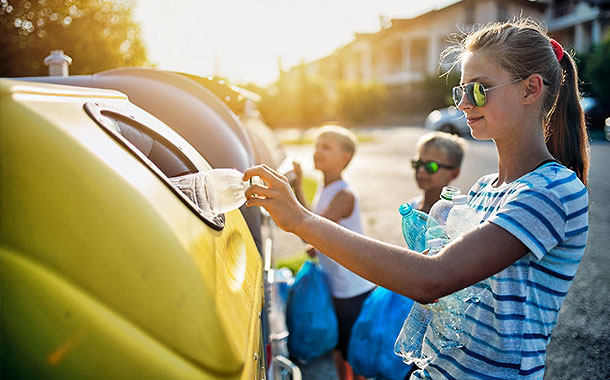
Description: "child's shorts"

(332, 288), (374, 359)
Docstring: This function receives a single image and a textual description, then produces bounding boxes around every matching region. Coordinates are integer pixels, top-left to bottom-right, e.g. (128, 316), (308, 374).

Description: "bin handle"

(272, 355), (302, 380)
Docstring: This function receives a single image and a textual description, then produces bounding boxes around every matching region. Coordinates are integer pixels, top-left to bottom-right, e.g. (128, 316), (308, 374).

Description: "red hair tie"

(550, 39), (564, 62)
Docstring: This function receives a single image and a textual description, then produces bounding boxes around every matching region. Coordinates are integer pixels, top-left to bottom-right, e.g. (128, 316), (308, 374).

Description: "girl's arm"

(244, 165), (528, 303)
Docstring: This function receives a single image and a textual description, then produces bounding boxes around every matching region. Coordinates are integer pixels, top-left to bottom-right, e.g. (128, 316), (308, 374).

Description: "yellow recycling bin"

(0, 79), (264, 379)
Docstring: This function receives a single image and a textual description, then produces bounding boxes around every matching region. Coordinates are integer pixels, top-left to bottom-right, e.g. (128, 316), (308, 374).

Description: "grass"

(301, 175), (318, 205)
(281, 132), (376, 145)
(274, 252), (309, 275)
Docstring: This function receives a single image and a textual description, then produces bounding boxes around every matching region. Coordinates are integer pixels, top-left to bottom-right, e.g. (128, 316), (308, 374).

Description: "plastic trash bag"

(348, 287), (415, 380)
(286, 260), (338, 361)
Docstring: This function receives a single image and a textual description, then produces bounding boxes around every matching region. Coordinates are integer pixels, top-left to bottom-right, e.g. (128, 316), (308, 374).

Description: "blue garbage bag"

(348, 287), (415, 380)
(286, 260), (338, 361)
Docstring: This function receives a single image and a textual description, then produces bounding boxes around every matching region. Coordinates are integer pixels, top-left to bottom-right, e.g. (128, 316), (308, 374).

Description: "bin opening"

(84, 101), (224, 230)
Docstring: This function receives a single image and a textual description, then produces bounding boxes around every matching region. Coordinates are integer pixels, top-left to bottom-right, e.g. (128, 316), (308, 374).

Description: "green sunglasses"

(411, 159), (456, 174)
(452, 78), (522, 107)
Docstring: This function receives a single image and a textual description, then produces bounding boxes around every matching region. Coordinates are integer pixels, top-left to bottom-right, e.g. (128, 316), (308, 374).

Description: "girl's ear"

(522, 74), (544, 105)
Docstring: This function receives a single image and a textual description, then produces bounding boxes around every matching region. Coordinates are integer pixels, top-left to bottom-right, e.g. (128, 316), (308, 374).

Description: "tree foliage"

(0, 0), (148, 77)
(582, 31), (610, 107)
(256, 69), (332, 128)
(336, 80), (386, 123)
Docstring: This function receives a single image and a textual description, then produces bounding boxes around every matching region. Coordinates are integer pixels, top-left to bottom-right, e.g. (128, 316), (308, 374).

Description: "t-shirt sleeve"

(487, 187), (566, 260)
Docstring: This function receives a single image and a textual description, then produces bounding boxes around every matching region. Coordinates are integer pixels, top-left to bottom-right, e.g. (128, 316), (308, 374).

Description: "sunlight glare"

(134, 0), (458, 85)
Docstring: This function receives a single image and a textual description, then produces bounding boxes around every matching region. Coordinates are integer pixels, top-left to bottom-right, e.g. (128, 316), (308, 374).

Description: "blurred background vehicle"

(581, 96), (610, 131)
(423, 106), (470, 137)
(2, 52), (300, 380)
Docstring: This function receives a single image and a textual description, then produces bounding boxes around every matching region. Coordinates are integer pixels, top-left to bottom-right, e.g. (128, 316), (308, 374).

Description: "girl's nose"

(457, 93), (473, 111)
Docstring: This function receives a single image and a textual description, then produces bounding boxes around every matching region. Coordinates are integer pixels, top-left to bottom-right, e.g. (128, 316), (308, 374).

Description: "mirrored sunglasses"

(452, 78), (522, 107)
(411, 159), (456, 174)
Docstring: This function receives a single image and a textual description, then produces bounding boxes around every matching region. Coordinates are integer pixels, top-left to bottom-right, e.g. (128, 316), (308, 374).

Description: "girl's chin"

(469, 128), (490, 141)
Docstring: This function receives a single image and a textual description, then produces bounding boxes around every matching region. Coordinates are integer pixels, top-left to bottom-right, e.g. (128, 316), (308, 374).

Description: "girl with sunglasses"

(244, 18), (589, 380)
(409, 132), (465, 214)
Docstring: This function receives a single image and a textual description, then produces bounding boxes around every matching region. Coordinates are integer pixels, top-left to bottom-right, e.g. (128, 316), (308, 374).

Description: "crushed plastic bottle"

(426, 291), (467, 354)
(399, 203), (428, 252)
(203, 168), (265, 215)
(394, 238), (443, 366)
(445, 194), (479, 240)
(425, 186), (461, 247)
(417, 195), (481, 360)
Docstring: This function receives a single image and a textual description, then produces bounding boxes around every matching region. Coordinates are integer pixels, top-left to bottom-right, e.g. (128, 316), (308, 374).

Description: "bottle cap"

(427, 238), (444, 249)
(399, 203), (413, 216)
(440, 186), (461, 201)
(452, 194), (467, 205)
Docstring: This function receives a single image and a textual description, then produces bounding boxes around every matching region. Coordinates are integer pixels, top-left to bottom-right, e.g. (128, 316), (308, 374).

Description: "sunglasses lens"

(452, 87), (463, 106)
(425, 161), (439, 174)
(472, 82), (486, 107)
(453, 83), (487, 107)
(411, 159), (419, 170)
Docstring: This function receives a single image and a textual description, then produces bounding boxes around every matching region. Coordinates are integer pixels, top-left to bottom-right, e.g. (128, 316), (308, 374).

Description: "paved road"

(272, 126), (610, 380)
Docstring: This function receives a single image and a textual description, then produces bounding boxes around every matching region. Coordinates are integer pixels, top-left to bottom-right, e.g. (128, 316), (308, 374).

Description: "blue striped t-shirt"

(412, 162), (588, 380)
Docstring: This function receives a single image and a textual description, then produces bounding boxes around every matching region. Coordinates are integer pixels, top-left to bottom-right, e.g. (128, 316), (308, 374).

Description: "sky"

(133, 0), (459, 86)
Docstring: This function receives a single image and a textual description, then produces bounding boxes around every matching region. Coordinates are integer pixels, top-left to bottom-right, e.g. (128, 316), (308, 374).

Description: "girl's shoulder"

(470, 163), (586, 197)
(521, 162), (587, 200)
(469, 162), (588, 217)
(502, 162), (587, 219)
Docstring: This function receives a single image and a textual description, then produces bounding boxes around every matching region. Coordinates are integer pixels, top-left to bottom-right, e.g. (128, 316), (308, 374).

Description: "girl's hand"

(243, 165), (311, 233)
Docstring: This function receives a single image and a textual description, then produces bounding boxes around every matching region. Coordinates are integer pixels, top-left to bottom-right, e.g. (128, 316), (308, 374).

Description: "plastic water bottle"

(399, 203), (428, 252)
(428, 186), (461, 226)
(426, 238), (444, 256)
(445, 195), (479, 240)
(425, 186), (461, 246)
(394, 238), (444, 366)
(203, 168), (264, 214)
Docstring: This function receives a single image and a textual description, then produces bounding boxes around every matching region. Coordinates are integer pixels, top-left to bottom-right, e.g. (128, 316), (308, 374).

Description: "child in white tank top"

(288, 125), (373, 380)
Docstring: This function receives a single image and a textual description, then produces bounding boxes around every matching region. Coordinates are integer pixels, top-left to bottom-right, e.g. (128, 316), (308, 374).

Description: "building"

(545, 0), (610, 52)
(281, 0), (609, 90)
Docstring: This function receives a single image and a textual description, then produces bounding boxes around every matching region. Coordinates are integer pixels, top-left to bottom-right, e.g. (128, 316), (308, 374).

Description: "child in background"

(245, 18), (590, 379)
(290, 125), (375, 380)
(408, 132), (466, 213)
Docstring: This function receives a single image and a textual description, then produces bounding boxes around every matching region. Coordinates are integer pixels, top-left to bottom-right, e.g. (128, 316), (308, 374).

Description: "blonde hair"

(314, 124), (358, 163)
(417, 132), (466, 168)
(443, 17), (589, 185)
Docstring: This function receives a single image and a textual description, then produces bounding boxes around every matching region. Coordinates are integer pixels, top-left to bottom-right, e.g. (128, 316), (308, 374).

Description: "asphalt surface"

(272, 126), (610, 380)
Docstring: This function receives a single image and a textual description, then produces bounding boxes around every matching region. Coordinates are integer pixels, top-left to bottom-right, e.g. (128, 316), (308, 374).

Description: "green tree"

(0, 0), (148, 77)
(583, 31), (610, 107)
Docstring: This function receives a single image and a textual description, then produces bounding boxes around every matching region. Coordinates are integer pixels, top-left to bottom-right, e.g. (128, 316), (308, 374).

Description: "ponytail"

(546, 54), (590, 186)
